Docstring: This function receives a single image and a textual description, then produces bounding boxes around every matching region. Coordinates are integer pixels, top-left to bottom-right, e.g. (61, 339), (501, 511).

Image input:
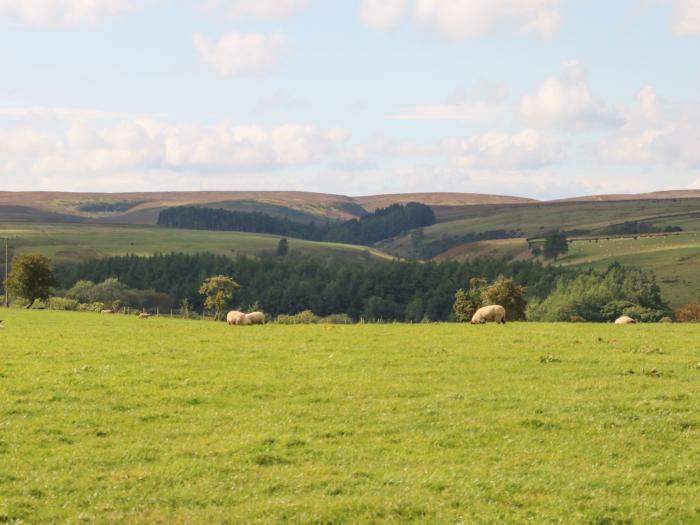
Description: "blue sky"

(1, 0), (700, 199)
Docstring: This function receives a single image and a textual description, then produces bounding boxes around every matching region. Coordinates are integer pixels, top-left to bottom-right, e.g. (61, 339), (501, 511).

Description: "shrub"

(453, 278), (487, 322)
(321, 313), (354, 325)
(600, 300), (638, 322)
(275, 310), (320, 324)
(79, 302), (106, 313)
(47, 297), (80, 311)
(528, 263), (667, 322)
(676, 300), (700, 322)
(481, 275), (527, 321)
(622, 305), (666, 323)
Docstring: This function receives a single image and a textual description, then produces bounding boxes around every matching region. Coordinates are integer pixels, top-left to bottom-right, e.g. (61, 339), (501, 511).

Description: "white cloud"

(390, 83), (511, 121)
(414, 0), (562, 39)
(0, 107), (142, 122)
(443, 129), (565, 170)
(0, 108), (348, 184)
(360, 0), (407, 30)
(333, 128), (564, 174)
(0, 0), (132, 27)
(204, 0), (308, 19)
(390, 101), (509, 121)
(193, 32), (290, 76)
(601, 86), (700, 169)
(519, 61), (621, 130)
(670, 0), (700, 35)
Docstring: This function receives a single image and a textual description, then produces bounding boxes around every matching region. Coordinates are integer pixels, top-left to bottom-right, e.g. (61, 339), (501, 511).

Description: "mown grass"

(2, 311), (700, 523)
(0, 222), (392, 264)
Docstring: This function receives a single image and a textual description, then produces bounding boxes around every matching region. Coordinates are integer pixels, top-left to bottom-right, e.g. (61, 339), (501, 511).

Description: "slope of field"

(355, 192), (534, 211)
(560, 233), (700, 308)
(0, 191), (535, 225)
(556, 189), (700, 202)
(2, 310), (700, 523)
(0, 223), (393, 264)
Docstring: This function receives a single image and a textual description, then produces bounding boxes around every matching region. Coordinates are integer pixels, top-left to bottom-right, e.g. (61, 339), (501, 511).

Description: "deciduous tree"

(6, 254), (57, 308)
(199, 275), (240, 321)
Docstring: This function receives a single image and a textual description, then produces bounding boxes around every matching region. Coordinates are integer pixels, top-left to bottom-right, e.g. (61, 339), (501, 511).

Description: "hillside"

(0, 222), (393, 265)
(0, 190), (533, 225)
(3, 189), (700, 307)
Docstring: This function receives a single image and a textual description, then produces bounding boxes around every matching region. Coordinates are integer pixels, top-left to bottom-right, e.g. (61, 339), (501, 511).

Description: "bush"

(47, 297), (80, 311)
(676, 300), (700, 322)
(453, 278), (487, 322)
(622, 305), (666, 323)
(528, 263), (667, 322)
(79, 302), (106, 313)
(481, 276), (527, 321)
(600, 300), (638, 322)
(321, 313), (354, 325)
(275, 310), (321, 324)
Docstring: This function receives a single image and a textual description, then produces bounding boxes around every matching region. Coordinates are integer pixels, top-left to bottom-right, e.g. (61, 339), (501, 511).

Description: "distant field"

(431, 233), (700, 308)
(2, 310), (700, 523)
(0, 222), (393, 264)
(385, 198), (700, 256)
(561, 233), (700, 308)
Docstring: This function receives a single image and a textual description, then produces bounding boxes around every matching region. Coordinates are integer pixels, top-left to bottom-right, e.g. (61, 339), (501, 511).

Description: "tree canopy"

(199, 275), (240, 320)
(6, 254), (57, 308)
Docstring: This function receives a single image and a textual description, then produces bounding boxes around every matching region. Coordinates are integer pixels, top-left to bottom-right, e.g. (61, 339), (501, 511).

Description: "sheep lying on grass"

(615, 315), (636, 325)
(471, 305), (507, 324)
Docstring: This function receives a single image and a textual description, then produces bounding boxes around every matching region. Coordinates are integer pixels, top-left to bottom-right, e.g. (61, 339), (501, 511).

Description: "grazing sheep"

(101, 309), (114, 314)
(139, 312), (151, 319)
(471, 305), (507, 324)
(246, 312), (266, 325)
(615, 315), (636, 325)
(227, 310), (251, 326)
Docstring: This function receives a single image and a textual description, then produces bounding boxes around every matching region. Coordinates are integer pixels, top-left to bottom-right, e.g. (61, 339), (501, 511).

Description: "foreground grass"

(1, 311), (700, 524)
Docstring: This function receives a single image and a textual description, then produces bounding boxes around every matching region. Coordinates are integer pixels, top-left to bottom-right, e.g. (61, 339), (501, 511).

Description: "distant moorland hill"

(2, 189), (700, 306)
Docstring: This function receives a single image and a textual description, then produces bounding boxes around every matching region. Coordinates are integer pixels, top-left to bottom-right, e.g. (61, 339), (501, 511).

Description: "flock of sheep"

(223, 305), (636, 326)
(226, 310), (265, 326)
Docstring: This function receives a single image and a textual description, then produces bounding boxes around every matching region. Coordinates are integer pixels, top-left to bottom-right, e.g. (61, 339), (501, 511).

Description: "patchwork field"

(0, 222), (393, 264)
(2, 311), (700, 523)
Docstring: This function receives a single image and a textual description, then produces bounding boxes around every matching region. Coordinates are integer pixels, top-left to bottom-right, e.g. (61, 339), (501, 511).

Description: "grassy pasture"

(0, 222), (392, 264)
(382, 198), (700, 257)
(2, 311), (700, 523)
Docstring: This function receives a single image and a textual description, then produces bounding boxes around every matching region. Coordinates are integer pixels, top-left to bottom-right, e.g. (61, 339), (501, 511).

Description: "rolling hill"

(2, 189), (700, 306)
(0, 190), (533, 225)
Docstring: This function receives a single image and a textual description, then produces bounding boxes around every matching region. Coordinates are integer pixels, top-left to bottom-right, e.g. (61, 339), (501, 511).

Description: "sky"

(1, 0), (700, 199)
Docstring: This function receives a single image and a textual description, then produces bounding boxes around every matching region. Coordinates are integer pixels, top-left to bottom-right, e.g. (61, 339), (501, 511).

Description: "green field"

(2, 311), (700, 523)
(0, 222), (392, 264)
(381, 198), (700, 256)
(560, 233), (700, 307)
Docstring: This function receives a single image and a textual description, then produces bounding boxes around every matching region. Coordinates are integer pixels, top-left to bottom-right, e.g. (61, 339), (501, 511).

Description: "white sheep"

(471, 305), (507, 324)
(246, 312), (266, 325)
(614, 315), (636, 325)
(227, 310), (251, 326)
